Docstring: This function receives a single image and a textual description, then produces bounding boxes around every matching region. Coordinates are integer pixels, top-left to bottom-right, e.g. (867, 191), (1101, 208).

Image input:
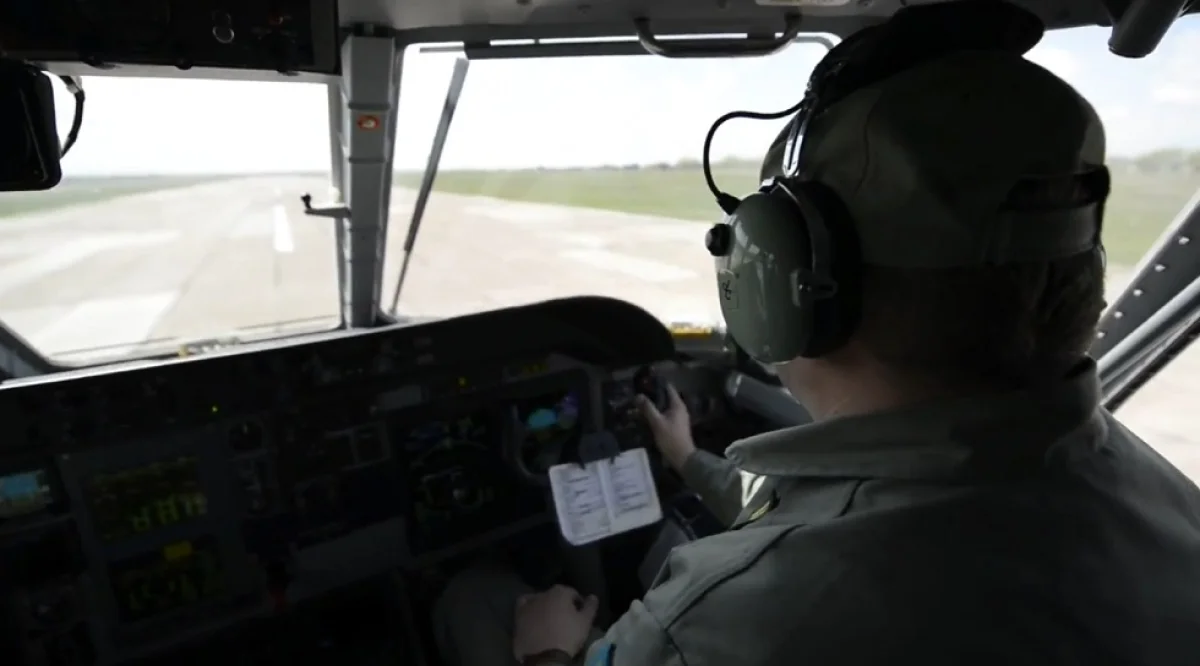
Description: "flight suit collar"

(726, 359), (1102, 482)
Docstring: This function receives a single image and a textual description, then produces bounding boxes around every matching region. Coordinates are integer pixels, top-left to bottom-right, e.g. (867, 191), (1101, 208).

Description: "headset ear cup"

(714, 188), (816, 364)
(715, 182), (861, 363)
(792, 182), (862, 358)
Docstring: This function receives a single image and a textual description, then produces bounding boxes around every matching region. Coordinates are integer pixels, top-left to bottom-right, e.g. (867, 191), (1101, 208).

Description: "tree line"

(1110, 149), (1200, 173)
(679, 151), (1200, 174)
(419, 149), (1200, 175)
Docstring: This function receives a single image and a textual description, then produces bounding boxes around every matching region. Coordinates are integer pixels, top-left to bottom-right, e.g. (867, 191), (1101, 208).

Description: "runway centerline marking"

(272, 205), (295, 254)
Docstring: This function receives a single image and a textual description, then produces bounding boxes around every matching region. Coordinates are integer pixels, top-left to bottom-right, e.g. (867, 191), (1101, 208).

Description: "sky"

(53, 16), (1200, 176)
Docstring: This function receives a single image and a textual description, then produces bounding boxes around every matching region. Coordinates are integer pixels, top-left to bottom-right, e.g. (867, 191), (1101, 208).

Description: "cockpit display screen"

(401, 410), (547, 553)
(108, 536), (225, 623)
(84, 457), (208, 542)
(405, 413), (493, 516)
(0, 468), (53, 519)
(517, 390), (581, 449)
(404, 414), (489, 454)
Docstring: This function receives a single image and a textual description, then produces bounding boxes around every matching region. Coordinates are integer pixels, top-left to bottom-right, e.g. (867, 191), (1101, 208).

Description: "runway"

(0, 174), (1195, 476)
(0, 174), (726, 362)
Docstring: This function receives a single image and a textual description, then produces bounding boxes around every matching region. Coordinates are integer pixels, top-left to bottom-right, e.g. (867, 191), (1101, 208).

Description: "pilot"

(432, 2), (1200, 665)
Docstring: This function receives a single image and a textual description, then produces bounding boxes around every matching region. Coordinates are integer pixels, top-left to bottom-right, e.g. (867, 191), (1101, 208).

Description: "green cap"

(761, 50), (1107, 269)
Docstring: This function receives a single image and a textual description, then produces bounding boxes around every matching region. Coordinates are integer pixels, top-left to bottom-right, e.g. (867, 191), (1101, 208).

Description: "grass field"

(0, 176), (227, 219)
(396, 165), (1200, 266)
(1, 168), (1193, 267)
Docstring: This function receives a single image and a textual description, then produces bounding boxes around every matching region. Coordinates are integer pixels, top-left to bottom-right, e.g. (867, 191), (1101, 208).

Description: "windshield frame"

(382, 33), (840, 318)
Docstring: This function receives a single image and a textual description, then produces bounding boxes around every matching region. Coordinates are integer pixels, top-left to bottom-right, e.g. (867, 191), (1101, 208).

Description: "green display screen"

(84, 457), (208, 542)
(108, 535), (225, 623)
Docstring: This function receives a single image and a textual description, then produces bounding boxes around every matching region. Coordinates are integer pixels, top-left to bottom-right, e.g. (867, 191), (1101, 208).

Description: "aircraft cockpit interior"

(0, 292), (754, 665)
(1, 0), (1199, 664)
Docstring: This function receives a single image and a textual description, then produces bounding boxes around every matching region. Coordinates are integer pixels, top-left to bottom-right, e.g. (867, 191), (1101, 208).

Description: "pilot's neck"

(790, 370), (1009, 422)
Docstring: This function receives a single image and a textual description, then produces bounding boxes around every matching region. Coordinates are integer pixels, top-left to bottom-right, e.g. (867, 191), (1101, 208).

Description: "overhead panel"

(0, 0), (340, 76)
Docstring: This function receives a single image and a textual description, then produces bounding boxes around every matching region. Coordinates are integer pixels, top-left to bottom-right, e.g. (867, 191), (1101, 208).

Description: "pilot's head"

(714, 2), (1108, 419)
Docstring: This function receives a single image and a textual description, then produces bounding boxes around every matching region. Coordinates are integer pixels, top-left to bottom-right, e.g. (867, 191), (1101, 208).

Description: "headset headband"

(780, 0), (1046, 179)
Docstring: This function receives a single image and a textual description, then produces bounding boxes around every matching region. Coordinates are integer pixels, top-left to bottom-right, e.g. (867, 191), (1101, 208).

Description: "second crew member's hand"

(635, 383), (696, 470)
(513, 585), (599, 661)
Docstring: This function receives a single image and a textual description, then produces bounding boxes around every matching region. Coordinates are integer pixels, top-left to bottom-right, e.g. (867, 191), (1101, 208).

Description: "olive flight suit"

(436, 360), (1200, 665)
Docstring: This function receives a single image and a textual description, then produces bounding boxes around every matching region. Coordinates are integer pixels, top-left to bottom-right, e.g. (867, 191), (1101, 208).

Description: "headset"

(700, 1), (1054, 365)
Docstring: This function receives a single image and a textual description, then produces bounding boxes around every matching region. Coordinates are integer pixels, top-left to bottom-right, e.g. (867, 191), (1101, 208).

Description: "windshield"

(385, 25), (1200, 325)
(384, 22), (1200, 469)
(0, 77), (337, 364)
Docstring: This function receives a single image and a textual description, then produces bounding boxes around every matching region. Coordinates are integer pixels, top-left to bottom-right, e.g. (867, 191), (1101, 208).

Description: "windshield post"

(1100, 274), (1200, 410)
(327, 82), (346, 201)
(324, 81), (349, 310)
(330, 30), (402, 328)
(1094, 184), (1200, 360)
(389, 57), (470, 315)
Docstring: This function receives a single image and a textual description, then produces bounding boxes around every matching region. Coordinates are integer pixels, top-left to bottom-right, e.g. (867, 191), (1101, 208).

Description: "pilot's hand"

(636, 383), (696, 471)
(513, 584), (599, 660)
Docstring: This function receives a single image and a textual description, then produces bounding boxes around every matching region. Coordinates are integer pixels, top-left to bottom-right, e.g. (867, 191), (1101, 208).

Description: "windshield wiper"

(388, 57), (470, 315)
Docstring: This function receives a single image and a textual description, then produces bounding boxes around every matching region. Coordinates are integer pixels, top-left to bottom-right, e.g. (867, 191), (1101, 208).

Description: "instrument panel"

(0, 297), (679, 666)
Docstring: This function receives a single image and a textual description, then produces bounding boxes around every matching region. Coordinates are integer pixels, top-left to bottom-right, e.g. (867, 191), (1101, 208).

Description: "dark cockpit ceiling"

(5, 0), (1196, 84)
(357, 0), (1116, 45)
(317, 0), (1194, 47)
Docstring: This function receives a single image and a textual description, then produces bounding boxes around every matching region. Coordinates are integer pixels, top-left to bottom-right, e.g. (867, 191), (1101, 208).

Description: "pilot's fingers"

(665, 383), (686, 412)
(634, 394), (664, 423)
(579, 594), (600, 622)
(549, 583), (581, 603)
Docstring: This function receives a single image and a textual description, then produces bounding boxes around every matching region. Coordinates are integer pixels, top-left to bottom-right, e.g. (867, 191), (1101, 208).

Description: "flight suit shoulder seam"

(659, 524), (802, 629)
(623, 597), (691, 666)
(661, 620), (692, 666)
